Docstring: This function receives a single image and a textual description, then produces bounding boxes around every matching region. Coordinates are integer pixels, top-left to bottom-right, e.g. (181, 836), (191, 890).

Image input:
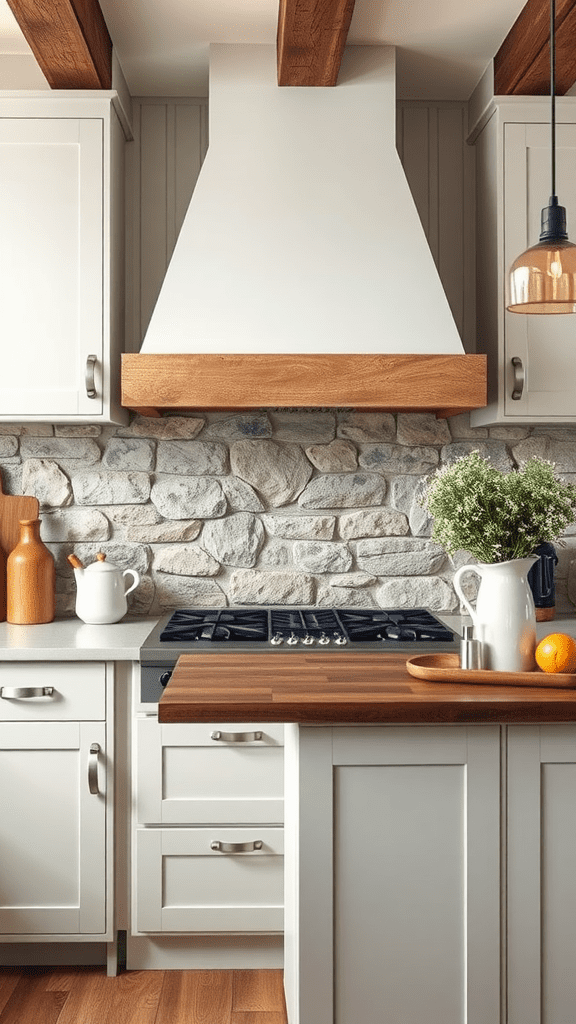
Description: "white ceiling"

(0, 0), (529, 99)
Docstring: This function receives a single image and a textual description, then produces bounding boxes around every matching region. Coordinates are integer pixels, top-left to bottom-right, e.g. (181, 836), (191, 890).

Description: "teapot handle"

(123, 569), (140, 597)
(452, 564), (481, 628)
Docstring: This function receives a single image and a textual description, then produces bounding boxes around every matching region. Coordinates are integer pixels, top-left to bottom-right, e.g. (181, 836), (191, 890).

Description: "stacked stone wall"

(2, 411), (576, 616)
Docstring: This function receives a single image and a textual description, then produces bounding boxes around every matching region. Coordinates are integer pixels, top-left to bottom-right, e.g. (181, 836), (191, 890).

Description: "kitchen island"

(159, 639), (576, 1024)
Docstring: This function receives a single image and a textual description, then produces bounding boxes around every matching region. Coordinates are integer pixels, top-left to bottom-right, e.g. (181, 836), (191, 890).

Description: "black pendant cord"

(551, 0), (556, 198)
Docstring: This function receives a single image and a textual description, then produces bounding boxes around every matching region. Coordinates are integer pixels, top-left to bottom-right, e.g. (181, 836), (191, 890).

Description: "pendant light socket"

(540, 196), (568, 242)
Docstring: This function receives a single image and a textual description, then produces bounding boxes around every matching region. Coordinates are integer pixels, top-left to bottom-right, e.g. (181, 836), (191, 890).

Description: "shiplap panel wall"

(127, 97), (473, 352)
(397, 101), (476, 352)
(125, 98), (208, 352)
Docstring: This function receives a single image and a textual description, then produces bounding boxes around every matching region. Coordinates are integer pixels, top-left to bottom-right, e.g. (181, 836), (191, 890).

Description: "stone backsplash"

(2, 410), (576, 617)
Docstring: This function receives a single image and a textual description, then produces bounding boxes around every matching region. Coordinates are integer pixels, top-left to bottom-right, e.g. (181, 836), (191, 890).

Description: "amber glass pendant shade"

(508, 238), (576, 313)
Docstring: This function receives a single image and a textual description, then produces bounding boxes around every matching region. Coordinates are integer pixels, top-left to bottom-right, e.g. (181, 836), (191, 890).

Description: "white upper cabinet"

(471, 97), (576, 425)
(0, 93), (130, 424)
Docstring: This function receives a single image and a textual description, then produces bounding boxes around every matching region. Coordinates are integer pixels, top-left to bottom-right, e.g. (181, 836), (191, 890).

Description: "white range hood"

(122, 44), (486, 414)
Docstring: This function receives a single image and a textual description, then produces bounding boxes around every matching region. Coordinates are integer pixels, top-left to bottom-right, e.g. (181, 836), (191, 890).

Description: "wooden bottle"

(7, 518), (55, 624)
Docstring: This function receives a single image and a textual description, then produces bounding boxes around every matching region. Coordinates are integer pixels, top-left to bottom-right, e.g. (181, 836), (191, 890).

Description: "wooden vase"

(7, 518), (55, 624)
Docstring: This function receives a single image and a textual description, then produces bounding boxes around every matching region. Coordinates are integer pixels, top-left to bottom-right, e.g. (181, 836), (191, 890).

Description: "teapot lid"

(85, 553), (119, 573)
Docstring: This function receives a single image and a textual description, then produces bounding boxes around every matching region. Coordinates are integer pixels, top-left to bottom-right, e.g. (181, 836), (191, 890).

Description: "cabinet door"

(134, 826), (283, 934)
(0, 118), (103, 417)
(136, 719), (284, 824)
(285, 724), (501, 1024)
(507, 724), (576, 1024)
(0, 721), (107, 936)
(504, 122), (576, 418)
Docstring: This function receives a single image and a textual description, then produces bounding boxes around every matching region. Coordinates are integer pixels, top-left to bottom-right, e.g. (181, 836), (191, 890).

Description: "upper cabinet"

(0, 93), (130, 424)
(471, 97), (576, 426)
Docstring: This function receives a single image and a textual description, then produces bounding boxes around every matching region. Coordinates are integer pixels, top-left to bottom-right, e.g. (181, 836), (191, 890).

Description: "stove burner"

(159, 608), (268, 643)
(336, 608), (455, 644)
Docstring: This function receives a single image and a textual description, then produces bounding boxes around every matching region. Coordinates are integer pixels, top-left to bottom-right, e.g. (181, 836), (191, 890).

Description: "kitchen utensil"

(452, 557), (538, 672)
(7, 518), (55, 624)
(71, 552), (140, 624)
(406, 652), (576, 687)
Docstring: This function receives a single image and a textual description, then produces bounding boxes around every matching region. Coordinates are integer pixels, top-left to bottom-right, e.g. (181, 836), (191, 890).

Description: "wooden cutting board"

(0, 471), (40, 557)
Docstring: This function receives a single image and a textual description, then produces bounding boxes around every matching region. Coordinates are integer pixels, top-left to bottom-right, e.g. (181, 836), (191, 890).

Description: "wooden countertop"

(158, 651), (576, 724)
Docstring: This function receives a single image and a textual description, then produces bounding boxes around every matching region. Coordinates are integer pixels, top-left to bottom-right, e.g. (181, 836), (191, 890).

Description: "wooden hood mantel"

(120, 352), (487, 418)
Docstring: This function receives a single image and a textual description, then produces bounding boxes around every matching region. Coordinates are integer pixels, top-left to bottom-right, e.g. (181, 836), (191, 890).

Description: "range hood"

(121, 44), (485, 416)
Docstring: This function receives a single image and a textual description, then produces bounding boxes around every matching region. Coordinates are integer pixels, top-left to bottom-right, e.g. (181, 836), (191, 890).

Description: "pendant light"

(507, 0), (576, 313)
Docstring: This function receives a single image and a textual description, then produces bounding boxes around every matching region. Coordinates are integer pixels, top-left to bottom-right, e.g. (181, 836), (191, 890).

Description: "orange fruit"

(535, 633), (576, 674)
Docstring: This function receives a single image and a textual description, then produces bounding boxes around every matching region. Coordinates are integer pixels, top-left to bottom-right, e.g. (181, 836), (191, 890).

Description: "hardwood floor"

(0, 967), (288, 1024)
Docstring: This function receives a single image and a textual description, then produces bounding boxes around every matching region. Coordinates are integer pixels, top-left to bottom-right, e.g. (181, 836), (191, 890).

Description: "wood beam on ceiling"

(277, 0), (356, 86)
(6, 0), (112, 89)
(494, 0), (576, 95)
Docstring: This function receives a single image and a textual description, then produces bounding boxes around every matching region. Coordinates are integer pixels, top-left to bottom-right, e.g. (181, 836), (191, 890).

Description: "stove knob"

(318, 633), (330, 646)
(287, 633), (299, 645)
(270, 633), (284, 646)
(302, 635), (315, 645)
(334, 635), (347, 646)
(160, 671), (173, 687)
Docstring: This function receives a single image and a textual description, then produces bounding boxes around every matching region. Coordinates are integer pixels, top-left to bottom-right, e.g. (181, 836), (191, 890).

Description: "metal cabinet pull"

(0, 686), (54, 699)
(511, 356), (525, 400)
(210, 730), (263, 743)
(85, 354), (97, 399)
(211, 840), (263, 853)
(88, 742), (100, 794)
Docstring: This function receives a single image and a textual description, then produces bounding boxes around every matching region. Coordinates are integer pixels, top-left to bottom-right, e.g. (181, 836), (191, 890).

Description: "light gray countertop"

(0, 617), (159, 660)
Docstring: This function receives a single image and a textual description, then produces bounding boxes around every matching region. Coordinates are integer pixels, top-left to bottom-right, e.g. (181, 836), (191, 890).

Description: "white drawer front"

(0, 663), (106, 720)
(137, 719), (284, 824)
(135, 826), (284, 934)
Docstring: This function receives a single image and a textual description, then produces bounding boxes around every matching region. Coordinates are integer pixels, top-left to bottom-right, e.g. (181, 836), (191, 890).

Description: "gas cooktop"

(143, 607), (457, 656)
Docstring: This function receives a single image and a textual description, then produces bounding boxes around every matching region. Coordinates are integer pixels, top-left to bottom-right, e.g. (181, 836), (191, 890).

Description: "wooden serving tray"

(406, 653), (576, 688)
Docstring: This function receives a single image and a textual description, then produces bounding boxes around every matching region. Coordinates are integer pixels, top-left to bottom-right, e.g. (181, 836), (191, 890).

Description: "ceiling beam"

(494, 0), (576, 95)
(277, 0), (356, 86)
(5, 0), (112, 89)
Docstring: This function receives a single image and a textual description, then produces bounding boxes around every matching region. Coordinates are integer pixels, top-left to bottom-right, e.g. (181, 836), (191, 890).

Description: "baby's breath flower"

(420, 452), (576, 564)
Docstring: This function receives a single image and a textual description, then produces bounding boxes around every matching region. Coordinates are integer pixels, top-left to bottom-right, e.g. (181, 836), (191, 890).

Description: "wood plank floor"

(0, 968), (288, 1024)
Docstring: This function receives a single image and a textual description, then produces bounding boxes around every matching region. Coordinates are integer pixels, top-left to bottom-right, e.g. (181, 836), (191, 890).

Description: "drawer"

(134, 826), (284, 934)
(136, 719), (284, 824)
(0, 663), (106, 720)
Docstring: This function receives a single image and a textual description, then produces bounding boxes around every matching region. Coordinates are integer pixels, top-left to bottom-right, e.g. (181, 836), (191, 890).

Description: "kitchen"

(1, 0), (576, 1021)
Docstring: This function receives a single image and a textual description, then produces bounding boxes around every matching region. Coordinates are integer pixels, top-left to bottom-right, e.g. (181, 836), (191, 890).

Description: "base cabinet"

(133, 719), (284, 936)
(286, 722), (576, 1024)
(0, 662), (112, 941)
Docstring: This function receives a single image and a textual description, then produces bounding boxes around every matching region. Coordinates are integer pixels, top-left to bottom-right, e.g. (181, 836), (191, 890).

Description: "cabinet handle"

(210, 840), (263, 853)
(85, 354), (97, 399)
(0, 686), (54, 699)
(210, 730), (263, 742)
(511, 356), (525, 400)
(88, 742), (100, 794)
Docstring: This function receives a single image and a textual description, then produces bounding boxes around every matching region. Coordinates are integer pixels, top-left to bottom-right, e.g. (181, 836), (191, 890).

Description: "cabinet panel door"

(507, 724), (576, 1024)
(286, 725), (501, 1024)
(0, 721), (106, 936)
(136, 718), (284, 824)
(134, 826), (283, 934)
(0, 118), (103, 417)
(504, 122), (576, 418)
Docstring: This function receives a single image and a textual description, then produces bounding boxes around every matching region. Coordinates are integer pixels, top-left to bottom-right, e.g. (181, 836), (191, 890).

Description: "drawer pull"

(511, 356), (525, 400)
(85, 354), (97, 399)
(0, 686), (54, 699)
(210, 730), (263, 743)
(88, 742), (101, 795)
(211, 840), (263, 853)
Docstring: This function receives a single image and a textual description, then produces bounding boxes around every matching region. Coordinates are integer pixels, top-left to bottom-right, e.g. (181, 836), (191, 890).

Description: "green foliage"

(420, 451), (576, 564)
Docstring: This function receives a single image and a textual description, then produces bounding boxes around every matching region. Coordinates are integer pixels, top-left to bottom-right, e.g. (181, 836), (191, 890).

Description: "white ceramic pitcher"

(452, 557), (538, 672)
(73, 553), (140, 625)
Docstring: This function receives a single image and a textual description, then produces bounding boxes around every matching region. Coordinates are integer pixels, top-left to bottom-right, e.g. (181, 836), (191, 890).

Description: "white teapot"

(69, 552), (140, 624)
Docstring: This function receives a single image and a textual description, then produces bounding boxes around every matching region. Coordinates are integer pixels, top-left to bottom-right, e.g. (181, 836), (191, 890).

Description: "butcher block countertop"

(158, 650), (576, 725)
